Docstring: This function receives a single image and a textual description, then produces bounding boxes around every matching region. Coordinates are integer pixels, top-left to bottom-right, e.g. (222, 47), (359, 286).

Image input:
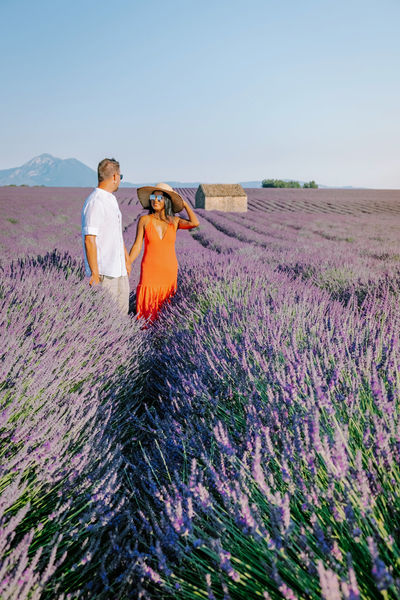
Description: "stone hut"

(195, 184), (247, 212)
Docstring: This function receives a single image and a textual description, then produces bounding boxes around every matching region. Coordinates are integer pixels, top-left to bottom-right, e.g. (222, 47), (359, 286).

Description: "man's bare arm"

(124, 244), (131, 276)
(84, 235), (100, 285)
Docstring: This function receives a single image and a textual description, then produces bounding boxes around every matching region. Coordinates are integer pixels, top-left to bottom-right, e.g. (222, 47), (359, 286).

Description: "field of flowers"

(1, 186), (400, 599)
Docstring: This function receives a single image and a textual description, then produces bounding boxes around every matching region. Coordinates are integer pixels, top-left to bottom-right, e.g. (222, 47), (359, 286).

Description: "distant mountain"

(240, 181), (263, 188)
(165, 181), (200, 188)
(0, 154), (134, 187)
(0, 155), (361, 189)
(161, 181), (268, 188)
(133, 181), (201, 188)
(241, 180), (363, 189)
(167, 180), (361, 189)
(127, 181), (259, 189)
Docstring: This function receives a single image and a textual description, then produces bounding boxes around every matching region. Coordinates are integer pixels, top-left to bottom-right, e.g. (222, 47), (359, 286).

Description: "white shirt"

(81, 188), (127, 278)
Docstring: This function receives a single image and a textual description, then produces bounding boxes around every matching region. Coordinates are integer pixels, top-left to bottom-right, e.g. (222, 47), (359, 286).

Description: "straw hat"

(137, 182), (184, 213)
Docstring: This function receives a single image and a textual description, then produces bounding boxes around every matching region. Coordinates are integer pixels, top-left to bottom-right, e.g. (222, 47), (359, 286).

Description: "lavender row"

(192, 210), (400, 305)
(0, 251), (149, 599)
(0, 188), (142, 262)
(2, 188), (400, 598)
(120, 250), (400, 599)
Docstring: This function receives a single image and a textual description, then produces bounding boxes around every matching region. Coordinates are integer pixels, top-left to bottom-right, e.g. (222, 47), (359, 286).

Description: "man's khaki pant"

(99, 275), (130, 315)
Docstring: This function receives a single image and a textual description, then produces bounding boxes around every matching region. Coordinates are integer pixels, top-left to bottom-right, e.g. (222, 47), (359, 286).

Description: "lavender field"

(1, 186), (400, 599)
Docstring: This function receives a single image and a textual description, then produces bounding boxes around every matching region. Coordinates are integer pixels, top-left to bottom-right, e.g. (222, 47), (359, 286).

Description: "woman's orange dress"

(136, 215), (178, 321)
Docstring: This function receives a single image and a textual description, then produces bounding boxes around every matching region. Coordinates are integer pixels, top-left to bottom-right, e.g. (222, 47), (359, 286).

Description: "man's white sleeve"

(82, 198), (103, 236)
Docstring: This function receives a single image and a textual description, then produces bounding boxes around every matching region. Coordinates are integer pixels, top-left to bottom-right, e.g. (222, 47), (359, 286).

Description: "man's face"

(112, 170), (122, 192)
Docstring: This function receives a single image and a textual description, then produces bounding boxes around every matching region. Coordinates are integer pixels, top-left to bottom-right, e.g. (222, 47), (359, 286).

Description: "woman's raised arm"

(128, 215), (147, 263)
(177, 200), (199, 229)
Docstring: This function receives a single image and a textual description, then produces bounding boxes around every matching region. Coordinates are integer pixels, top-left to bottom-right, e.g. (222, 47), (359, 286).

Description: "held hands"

(125, 258), (132, 276)
(89, 273), (100, 286)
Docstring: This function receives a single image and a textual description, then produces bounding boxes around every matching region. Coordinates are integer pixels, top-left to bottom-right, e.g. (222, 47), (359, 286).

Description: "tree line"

(261, 179), (318, 188)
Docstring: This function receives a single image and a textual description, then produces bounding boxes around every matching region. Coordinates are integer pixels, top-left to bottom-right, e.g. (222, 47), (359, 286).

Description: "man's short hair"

(98, 158), (120, 183)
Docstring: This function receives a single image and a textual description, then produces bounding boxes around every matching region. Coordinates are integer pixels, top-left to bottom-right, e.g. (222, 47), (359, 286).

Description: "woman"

(129, 183), (199, 322)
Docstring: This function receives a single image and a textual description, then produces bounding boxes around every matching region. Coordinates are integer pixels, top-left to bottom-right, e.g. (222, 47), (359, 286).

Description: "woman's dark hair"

(148, 191), (174, 221)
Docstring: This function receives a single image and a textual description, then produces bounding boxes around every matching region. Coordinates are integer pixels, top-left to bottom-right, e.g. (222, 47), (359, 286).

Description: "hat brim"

(137, 186), (184, 213)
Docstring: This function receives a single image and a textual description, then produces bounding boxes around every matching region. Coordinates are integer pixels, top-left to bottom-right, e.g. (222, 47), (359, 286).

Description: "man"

(81, 158), (131, 315)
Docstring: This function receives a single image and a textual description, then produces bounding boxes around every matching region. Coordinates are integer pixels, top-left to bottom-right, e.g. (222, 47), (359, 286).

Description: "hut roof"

(199, 183), (246, 197)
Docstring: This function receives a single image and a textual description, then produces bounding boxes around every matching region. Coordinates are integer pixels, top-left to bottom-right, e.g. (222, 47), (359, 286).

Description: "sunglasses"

(150, 194), (164, 201)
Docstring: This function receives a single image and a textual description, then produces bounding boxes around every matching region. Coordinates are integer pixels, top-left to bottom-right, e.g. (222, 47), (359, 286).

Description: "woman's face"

(150, 191), (165, 211)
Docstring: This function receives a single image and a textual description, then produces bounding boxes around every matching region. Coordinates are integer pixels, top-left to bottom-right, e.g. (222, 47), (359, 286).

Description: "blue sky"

(1, 0), (399, 187)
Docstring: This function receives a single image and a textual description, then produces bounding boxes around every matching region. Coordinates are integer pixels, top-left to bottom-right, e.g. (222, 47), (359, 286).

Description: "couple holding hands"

(81, 158), (199, 321)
